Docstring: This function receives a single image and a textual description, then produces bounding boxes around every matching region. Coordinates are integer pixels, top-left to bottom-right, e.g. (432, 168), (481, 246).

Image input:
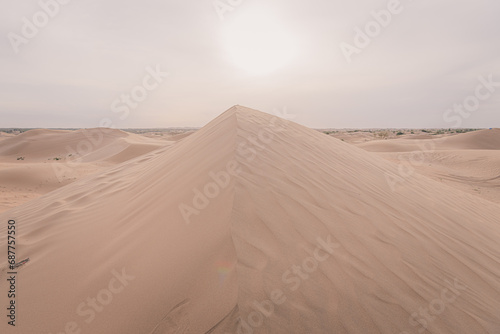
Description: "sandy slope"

(0, 106), (499, 334)
(0, 129), (170, 213)
(0, 162), (103, 213)
(0, 132), (16, 139)
(0, 128), (168, 163)
(356, 129), (500, 204)
(358, 129), (500, 152)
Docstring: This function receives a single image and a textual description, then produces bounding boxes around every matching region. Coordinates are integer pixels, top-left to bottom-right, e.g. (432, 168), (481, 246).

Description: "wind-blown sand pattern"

(0, 106), (499, 333)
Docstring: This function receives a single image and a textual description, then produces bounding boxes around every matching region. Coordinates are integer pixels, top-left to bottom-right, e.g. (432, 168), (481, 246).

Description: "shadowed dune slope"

(1, 106), (499, 334)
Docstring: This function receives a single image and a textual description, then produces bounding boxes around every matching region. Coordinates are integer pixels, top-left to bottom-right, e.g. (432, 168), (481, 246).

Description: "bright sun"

(222, 9), (298, 76)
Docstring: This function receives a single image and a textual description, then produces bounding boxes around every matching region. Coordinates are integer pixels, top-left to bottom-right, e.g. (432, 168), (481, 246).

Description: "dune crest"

(1, 106), (499, 334)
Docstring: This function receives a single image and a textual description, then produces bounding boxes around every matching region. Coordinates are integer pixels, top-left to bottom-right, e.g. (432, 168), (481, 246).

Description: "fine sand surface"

(1, 106), (500, 333)
(0, 128), (170, 213)
(355, 129), (500, 204)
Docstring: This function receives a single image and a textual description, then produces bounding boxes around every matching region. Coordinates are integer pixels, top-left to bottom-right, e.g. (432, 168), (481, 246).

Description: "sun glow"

(222, 9), (298, 76)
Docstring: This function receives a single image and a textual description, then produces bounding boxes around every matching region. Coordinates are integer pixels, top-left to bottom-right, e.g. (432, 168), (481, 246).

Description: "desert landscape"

(0, 106), (499, 334)
(2, 1), (500, 333)
(1, 124), (499, 214)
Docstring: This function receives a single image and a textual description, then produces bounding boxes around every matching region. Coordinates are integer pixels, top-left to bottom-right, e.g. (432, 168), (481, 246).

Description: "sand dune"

(1, 106), (500, 333)
(372, 149), (500, 204)
(0, 132), (16, 140)
(165, 131), (196, 141)
(0, 162), (104, 213)
(438, 129), (500, 150)
(355, 129), (500, 204)
(0, 128), (168, 163)
(0, 129), (171, 213)
(358, 129), (500, 152)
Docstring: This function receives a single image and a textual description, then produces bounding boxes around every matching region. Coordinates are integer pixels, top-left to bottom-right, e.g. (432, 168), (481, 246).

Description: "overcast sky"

(1, 0), (499, 128)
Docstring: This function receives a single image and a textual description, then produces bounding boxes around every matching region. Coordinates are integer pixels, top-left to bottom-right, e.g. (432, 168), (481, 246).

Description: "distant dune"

(358, 129), (500, 152)
(0, 128), (169, 163)
(354, 129), (500, 204)
(437, 128), (500, 150)
(0, 128), (171, 213)
(1, 106), (499, 333)
(0, 132), (16, 139)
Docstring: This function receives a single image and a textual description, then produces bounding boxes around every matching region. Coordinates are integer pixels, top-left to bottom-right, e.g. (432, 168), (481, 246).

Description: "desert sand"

(355, 129), (500, 204)
(0, 106), (499, 333)
(0, 128), (169, 213)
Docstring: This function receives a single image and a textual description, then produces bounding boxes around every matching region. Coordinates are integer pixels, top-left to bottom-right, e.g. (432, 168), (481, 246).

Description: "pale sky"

(1, 0), (499, 129)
